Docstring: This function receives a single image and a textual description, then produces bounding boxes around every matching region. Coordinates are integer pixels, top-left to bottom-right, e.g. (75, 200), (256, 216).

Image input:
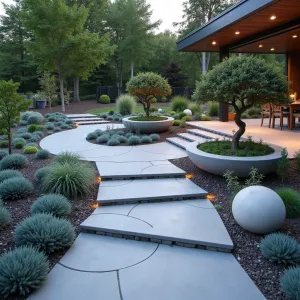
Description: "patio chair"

(290, 109), (300, 130)
(271, 104), (290, 130)
(261, 103), (272, 128)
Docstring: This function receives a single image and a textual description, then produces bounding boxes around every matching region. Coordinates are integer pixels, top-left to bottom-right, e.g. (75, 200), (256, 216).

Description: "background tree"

(0, 0), (37, 93)
(0, 80), (31, 154)
(164, 63), (186, 87)
(193, 55), (289, 150)
(21, 0), (88, 112)
(39, 72), (58, 112)
(127, 72), (171, 118)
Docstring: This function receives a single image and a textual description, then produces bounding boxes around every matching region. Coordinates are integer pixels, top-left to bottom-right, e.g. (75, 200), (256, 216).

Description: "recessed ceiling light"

(270, 15), (276, 20)
(259, 44), (263, 48)
(271, 48), (275, 51)
(235, 31), (240, 35)
(212, 41), (217, 45)
(293, 35), (298, 38)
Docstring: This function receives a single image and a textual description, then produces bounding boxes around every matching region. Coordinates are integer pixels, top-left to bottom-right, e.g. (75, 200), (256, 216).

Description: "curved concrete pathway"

(30, 122), (265, 300)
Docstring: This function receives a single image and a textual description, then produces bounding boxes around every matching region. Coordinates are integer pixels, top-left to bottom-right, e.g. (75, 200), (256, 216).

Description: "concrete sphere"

(183, 109), (192, 116)
(232, 186), (286, 234)
(158, 108), (163, 113)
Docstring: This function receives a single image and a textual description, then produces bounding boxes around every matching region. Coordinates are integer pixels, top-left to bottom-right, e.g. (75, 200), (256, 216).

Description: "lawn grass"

(86, 104), (172, 115)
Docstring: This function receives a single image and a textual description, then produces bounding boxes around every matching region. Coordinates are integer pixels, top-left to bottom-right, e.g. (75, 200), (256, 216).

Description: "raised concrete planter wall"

(186, 142), (283, 177)
(122, 117), (174, 134)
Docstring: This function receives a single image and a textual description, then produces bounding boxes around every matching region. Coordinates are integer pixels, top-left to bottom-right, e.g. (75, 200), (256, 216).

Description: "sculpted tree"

(127, 72), (171, 118)
(193, 55), (289, 150)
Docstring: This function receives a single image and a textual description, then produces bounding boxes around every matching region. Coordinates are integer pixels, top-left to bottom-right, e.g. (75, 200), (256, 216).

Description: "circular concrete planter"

(186, 141), (283, 177)
(122, 116), (174, 134)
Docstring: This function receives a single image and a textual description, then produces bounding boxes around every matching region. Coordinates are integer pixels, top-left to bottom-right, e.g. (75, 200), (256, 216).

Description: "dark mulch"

(170, 157), (300, 300)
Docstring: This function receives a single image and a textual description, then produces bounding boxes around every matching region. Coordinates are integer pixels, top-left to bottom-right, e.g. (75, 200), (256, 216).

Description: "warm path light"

(185, 174), (193, 179)
(97, 176), (102, 184)
(206, 194), (216, 202)
(75, 123), (79, 128)
(91, 203), (99, 209)
(270, 15), (276, 20)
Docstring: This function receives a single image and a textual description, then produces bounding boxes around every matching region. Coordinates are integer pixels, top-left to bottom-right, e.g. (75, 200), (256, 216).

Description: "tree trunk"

(131, 56), (134, 79)
(60, 78), (65, 113)
(8, 127), (12, 155)
(73, 78), (80, 102)
(48, 92), (52, 112)
(206, 53), (211, 71)
(202, 52), (207, 75)
(232, 112), (246, 150)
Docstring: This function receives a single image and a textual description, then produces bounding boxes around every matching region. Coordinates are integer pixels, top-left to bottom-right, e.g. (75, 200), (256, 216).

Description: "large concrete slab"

(97, 161), (186, 179)
(59, 233), (157, 272)
(81, 200), (233, 250)
(166, 137), (191, 149)
(28, 264), (120, 300)
(119, 244), (266, 300)
(97, 178), (207, 204)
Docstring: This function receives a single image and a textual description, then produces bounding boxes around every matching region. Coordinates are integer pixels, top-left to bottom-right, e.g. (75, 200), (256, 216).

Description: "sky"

(0, 0), (184, 32)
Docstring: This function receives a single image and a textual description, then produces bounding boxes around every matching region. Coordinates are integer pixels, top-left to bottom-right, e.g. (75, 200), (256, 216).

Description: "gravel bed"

(170, 157), (300, 300)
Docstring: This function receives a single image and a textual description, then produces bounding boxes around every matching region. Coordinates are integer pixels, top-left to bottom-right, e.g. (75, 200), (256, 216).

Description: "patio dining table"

(289, 100), (300, 130)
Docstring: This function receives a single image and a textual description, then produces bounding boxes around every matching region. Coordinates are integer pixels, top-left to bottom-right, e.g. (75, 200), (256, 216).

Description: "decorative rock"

(232, 186), (286, 234)
(183, 109), (192, 116)
(158, 108), (163, 113)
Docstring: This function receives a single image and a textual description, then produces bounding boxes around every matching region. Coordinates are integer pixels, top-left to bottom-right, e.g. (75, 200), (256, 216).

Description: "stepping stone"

(177, 132), (207, 143)
(28, 264), (120, 300)
(81, 199), (233, 250)
(97, 161), (186, 180)
(76, 120), (110, 125)
(166, 137), (191, 149)
(97, 178), (207, 204)
(119, 243), (266, 300)
(66, 113), (96, 118)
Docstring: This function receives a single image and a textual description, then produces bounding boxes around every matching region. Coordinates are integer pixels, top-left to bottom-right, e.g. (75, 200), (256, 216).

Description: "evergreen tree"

(164, 63), (186, 87)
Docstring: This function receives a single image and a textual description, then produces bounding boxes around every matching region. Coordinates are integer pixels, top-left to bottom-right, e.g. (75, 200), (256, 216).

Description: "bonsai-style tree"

(127, 72), (172, 118)
(0, 80), (31, 154)
(193, 55), (289, 150)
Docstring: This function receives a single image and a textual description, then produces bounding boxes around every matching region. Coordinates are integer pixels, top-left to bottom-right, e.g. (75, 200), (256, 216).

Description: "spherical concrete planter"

(186, 141), (283, 177)
(122, 116), (174, 134)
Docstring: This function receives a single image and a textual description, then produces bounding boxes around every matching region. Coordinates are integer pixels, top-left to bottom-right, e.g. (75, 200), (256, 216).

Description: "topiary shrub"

(0, 177), (33, 201)
(35, 149), (50, 159)
(141, 136), (152, 144)
(260, 233), (300, 264)
(14, 214), (75, 253)
(119, 136), (128, 144)
(0, 154), (28, 170)
(107, 138), (120, 146)
(86, 132), (97, 141)
(171, 96), (188, 112)
(0, 150), (8, 160)
(35, 167), (51, 183)
(116, 94), (136, 115)
(150, 133), (160, 141)
(0, 169), (23, 184)
(0, 141), (8, 148)
(53, 151), (81, 164)
(276, 188), (300, 218)
(0, 246), (49, 298)
(31, 194), (71, 218)
(42, 161), (96, 198)
(97, 134), (110, 144)
(27, 112), (44, 125)
(128, 135), (141, 145)
(24, 146), (38, 154)
(280, 267), (300, 300)
(0, 206), (11, 228)
(20, 132), (32, 140)
(99, 94), (110, 104)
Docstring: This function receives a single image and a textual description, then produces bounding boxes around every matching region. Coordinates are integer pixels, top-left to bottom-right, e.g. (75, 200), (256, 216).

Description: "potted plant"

(188, 55), (289, 177)
(124, 72), (173, 133)
(34, 92), (47, 109)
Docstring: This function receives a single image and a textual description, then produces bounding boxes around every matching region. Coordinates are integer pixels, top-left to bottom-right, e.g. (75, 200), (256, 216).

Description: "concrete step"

(166, 137), (191, 150)
(76, 120), (110, 125)
(177, 133), (207, 144)
(187, 129), (225, 140)
(71, 117), (104, 122)
(97, 178), (207, 205)
(66, 114), (97, 119)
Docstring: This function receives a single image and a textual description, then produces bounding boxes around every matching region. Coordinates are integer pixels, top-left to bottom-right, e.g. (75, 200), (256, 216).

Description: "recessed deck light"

(235, 31), (240, 35)
(259, 44), (263, 48)
(270, 15), (276, 20)
(212, 41), (217, 45)
(293, 35), (298, 38)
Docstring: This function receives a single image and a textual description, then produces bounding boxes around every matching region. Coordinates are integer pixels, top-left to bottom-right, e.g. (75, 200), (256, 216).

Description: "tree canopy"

(193, 55), (289, 149)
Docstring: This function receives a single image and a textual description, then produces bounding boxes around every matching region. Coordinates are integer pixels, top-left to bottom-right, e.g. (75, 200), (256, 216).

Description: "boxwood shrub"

(24, 146), (38, 154)
(0, 154), (28, 170)
(99, 94), (110, 104)
(0, 177), (34, 201)
(0, 246), (49, 298)
(31, 194), (71, 218)
(14, 213), (76, 253)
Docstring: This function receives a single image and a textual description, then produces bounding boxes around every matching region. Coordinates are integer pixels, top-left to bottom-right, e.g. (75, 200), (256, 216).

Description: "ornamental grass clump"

(20, 132), (32, 140)
(12, 137), (26, 148)
(97, 134), (110, 144)
(276, 188), (300, 218)
(0, 206), (11, 228)
(31, 194), (71, 218)
(128, 135), (141, 145)
(86, 132), (97, 141)
(35, 167), (51, 183)
(0, 177), (33, 201)
(26, 112), (44, 125)
(0, 154), (28, 170)
(260, 233), (300, 265)
(14, 213), (75, 253)
(116, 94), (136, 115)
(42, 161), (96, 198)
(107, 138), (120, 146)
(53, 151), (81, 164)
(35, 149), (50, 159)
(45, 122), (55, 130)
(150, 133), (160, 141)
(119, 136), (128, 144)
(141, 136), (152, 144)
(0, 169), (23, 184)
(171, 96), (189, 112)
(0, 150), (8, 160)
(24, 146), (38, 154)
(280, 267), (300, 299)
(0, 246), (49, 298)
